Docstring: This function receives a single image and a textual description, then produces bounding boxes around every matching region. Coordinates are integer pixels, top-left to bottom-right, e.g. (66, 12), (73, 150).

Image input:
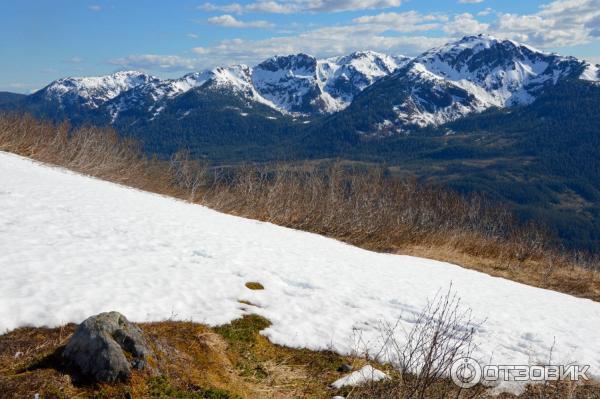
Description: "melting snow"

(0, 151), (599, 393)
(330, 365), (389, 388)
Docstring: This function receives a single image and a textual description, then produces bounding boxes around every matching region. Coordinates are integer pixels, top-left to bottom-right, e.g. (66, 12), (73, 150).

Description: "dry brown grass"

(0, 316), (352, 399)
(0, 112), (598, 301)
(1, 318), (597, 399)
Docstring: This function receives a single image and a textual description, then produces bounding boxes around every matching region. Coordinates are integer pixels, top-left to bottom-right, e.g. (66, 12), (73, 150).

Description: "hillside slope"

(1, 151), (598, 393)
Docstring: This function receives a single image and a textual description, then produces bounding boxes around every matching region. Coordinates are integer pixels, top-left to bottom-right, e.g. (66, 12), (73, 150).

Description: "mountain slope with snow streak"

(343, 34), (597, 134)
(252, 52), (408, 114)
(105, 65), (281, 120)
(17, 36), (600, 133)
(1, 151), (598, 392)
(28, 51), (408, 122)
(34, 71), (159, 110)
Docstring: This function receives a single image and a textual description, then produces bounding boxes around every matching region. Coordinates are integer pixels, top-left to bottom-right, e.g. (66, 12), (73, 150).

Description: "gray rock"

(62, 311), (154, 382)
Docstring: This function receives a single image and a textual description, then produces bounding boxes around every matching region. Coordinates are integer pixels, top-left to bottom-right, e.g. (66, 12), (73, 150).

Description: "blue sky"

(1, 0), (599, 93)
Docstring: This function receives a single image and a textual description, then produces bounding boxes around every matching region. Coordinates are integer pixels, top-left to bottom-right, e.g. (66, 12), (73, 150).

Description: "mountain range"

(18, 49), (408, 123)
(6, 34), (598, 134)
(2, 34), (600, 252)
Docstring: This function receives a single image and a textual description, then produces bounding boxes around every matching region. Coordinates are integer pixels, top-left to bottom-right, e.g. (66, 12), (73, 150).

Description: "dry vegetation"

(1, 316), (597, 399)
(0, 316), (348, 399)
(0, 112), (598, 301)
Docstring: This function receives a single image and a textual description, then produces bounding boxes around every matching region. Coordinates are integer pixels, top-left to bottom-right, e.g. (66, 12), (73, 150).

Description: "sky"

(1, 0), (599, 93)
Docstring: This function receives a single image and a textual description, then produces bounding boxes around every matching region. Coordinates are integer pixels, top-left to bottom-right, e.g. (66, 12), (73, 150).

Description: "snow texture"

(0, 151), (599, 393)
(330, 365), (389, 389)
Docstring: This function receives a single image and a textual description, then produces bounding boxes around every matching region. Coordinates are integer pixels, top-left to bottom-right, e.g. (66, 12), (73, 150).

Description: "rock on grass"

(62, 311), (155, 382)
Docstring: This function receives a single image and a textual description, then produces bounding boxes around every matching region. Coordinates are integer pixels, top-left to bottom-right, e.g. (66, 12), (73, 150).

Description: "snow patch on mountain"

(323, 51), (410, 107)
(107, 65), (281, 120)
(206, 65), (282, 111)
(252, 52), (407, 114)
(581, 62), (600, 82)
(417, 35), (575, 107)
(40, 71), (158, 109)
(381, 35), (588, 132)
(252, 54), (331, 114)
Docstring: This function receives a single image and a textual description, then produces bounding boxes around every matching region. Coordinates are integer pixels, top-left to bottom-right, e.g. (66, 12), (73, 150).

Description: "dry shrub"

(200, 162), (548, 258)
(345, 287), (484, 399)
(1, 112), (598, 300)
(0, 113), (174, 193)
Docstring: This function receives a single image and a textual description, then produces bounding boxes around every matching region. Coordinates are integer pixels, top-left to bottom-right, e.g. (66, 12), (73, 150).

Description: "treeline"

(0, 112), (598, 300)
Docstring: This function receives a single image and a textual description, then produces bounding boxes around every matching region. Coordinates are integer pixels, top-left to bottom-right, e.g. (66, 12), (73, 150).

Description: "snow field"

(0, 151), (599, 393)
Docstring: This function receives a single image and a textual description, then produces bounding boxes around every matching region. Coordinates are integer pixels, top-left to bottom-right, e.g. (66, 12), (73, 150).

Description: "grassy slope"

(1, 315), (599, 399)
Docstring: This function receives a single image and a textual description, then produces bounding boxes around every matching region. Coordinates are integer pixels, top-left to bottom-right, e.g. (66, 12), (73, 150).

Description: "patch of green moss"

(214, 315), (271, 346)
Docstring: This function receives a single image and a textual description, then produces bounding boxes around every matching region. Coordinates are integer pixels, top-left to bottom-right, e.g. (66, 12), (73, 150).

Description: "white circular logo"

(451, 357), (482, 388)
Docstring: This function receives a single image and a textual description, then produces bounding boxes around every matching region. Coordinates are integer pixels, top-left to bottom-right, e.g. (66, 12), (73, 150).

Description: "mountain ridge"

(25, 50), (410, 123)
(8, 35), (598, 137)
(342, 34), (595, 135)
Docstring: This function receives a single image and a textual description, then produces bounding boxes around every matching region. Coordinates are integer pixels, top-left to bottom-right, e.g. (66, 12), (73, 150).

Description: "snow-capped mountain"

(25, 51), (407, 123)
(105, 65), (279, 121)
(34, 71), (158, 110)
(14, 36), (600, 136)
(324, 51), (411, 104)
(252, 52), (408, 114)
(362, 35), (596, 133)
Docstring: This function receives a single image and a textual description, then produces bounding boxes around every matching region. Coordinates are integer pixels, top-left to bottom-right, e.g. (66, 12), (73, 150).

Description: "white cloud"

(477, 7), (493, 16)
(458, 0), (484, 3)
(200, 2), (245, 13)
(110, 0), (600, 74)
(200, 0), (403, 14)
(89, 5), (102, 12)
(207, 14), (274, 28)
(187, 33), (199, 39)
(443, 13), (490, 35)
(245, 2), (297, 13)
(495, 0), (600, 47)
(353, 11), (448, 32)
(108, 55), (197, 72)
(191, 25), (446, 66)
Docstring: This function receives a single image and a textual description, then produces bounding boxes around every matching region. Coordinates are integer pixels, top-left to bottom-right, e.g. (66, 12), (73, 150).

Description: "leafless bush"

(169, 149), (209, 201)
(345, 287), (484, 399)
(198, 162), (551, 262)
